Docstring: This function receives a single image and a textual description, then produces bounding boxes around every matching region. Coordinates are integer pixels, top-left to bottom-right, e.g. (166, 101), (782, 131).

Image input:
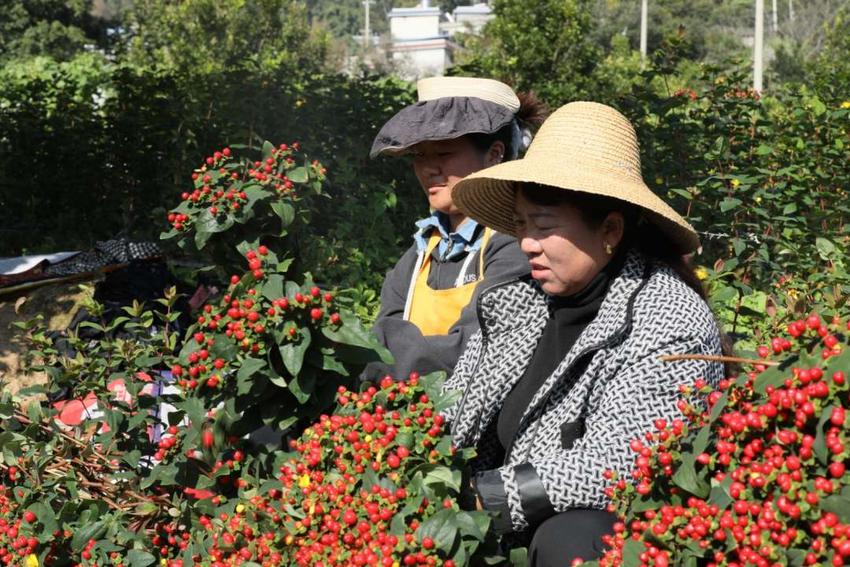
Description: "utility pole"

(363, 0), (374, 50)
(754, 0), (764, 92)
(772, 0), (779, 32)
(640, 0), (648, 59)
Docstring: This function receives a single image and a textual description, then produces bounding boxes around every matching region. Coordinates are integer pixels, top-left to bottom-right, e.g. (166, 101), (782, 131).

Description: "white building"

(387, 1), (493, 79)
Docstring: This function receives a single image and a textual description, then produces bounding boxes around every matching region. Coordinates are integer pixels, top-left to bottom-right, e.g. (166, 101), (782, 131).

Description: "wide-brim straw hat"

(452, 101), (700, 254)
(370, 77), (520, 158)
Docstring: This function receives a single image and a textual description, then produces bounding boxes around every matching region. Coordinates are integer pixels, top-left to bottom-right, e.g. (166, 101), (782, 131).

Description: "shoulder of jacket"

(478, 276), (546, 319)
(382, 243), (419, 284)
(632, 264), (717, 335)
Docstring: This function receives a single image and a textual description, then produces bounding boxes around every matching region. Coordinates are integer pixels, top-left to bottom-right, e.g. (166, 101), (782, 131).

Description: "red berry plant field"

(588, 314), (850, 567)
(0, 143), (491, 567)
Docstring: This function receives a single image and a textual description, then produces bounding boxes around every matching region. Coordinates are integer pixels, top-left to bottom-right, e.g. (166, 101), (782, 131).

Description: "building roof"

(388, 7), (441, 17)
(454, 4), (492, 15)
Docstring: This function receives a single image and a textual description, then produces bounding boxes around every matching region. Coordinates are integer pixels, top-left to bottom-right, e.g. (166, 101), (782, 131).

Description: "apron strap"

(456, 227), (494, 287)
(403, 235), (441, 321)
(454, 253), (477, 287)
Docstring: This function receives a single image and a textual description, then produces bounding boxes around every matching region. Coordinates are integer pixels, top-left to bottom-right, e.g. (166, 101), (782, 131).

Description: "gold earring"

(605, 243), (613, 255)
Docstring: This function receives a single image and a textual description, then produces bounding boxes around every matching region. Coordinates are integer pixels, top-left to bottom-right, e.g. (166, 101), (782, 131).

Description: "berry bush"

(591, 313), (850, 567)
(0, 142), (496, 566)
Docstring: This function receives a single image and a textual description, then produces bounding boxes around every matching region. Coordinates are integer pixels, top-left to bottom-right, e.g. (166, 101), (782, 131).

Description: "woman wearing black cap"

(366, 77), (546, 381)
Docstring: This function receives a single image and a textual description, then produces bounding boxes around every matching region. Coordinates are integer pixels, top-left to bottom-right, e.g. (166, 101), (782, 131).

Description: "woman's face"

(514, 190), (622, 297)
(411, 137), (498, 218)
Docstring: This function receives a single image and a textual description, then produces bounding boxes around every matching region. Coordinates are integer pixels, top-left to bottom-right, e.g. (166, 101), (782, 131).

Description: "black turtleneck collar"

(498, 250), (626, 451)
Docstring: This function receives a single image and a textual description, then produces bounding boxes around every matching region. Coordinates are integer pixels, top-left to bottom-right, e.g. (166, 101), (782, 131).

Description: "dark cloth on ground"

(527, 509), (617, 566)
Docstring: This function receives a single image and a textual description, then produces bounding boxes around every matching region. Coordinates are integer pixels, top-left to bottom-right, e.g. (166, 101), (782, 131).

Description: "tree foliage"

(591, 0), (752, 63)
(122, 0), (328, 75)
(454, 0), (600, 105)
(0, 0), (98, 62)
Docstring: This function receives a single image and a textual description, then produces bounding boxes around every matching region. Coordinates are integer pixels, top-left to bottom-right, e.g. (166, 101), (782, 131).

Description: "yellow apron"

(405, 228), (493, 336)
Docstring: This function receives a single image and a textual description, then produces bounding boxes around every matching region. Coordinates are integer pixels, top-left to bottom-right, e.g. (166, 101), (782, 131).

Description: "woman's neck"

(448, 213), (467, 232)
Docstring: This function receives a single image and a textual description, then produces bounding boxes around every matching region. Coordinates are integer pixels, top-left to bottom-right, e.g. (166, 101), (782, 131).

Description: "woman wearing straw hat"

(442, 102), (726, 564)
(366, 77), (546, 381)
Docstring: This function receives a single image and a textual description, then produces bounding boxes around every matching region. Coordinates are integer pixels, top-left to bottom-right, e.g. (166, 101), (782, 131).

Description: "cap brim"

(370, 97), (515, 158)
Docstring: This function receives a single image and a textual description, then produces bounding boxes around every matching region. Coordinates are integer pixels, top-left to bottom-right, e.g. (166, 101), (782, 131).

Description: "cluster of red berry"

(595, 313), (850, 567)
(268, 374), (461, 567)
(0, 487), (39, 566)
(138, 374), (475, 567)
(165, 143), (326, 233)
(672, 88), (698, 101)
(169, 247), (340, 391)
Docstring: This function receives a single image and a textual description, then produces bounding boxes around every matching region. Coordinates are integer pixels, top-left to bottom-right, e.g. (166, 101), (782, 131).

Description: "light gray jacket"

(442, 250), (724, 532)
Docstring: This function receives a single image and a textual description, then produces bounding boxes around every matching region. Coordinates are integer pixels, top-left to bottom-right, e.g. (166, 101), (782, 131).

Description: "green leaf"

(320, 353), (349, 375)
(787, 549), (808, 567)
(708, 474), (733, 510)
(237, 358), (267, 395)
(279, 328), (311, 377)
(322, 312), (389, 354)
(288, 166), (308, 183)
(719, 197), (742, 213)
(816, 237), (837, 260)
(753, 365), (787, 395)
(262, 140), (275, 159)
(420, 464), (462, 491)
(455, 510), (489, 539)
(271, 201), (295, 230)
(622, 538), (644, 567)
(692, 421), (713, 455)
(416, 509), (459, 552)
(672, 452), (709, 498)
(285, 280), (301, 298)
(813, 404), (835, 465)
(209, 334), (238, 361)
(126, 550), (157, 567)
(261, 274), (284, 301)
(822, 487), (850, 523)
(72, 520), (108, 551)
(122, 450), (142, 469)
(288, 367), (316, 404)
(390, 513), (408, 536)
(731, 237), (746, 257)
(29, 501), (58, 536)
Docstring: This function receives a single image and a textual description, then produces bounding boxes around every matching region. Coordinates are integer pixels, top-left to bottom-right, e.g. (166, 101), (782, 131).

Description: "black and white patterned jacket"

(442, 250), (724, 533)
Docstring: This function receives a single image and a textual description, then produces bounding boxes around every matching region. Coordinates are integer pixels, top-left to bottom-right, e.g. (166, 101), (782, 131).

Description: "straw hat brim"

(452, 157), (700, 255)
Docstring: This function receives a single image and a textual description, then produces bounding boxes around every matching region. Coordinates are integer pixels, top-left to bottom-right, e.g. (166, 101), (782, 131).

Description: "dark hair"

(518, 183), (736, 374)
(467, 91), (548, 161)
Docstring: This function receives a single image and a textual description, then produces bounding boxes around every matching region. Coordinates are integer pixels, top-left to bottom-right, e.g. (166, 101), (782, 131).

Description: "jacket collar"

(478, 249), (649, 346)
(485, 250), (653, 461)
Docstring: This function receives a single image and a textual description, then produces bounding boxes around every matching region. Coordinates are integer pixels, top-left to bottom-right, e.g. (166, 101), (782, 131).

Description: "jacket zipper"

(451, 277), (522, 439)
(503, 334), (623, 465)
(505, 262), (654, 465)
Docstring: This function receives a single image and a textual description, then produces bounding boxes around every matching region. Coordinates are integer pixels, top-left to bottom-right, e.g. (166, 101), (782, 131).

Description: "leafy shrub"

(591, 312), (850, 567)
(0, 140), (494, 566)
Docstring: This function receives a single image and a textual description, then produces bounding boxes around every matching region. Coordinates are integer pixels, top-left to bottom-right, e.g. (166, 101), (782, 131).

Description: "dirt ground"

(0, 282), (89, 395)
